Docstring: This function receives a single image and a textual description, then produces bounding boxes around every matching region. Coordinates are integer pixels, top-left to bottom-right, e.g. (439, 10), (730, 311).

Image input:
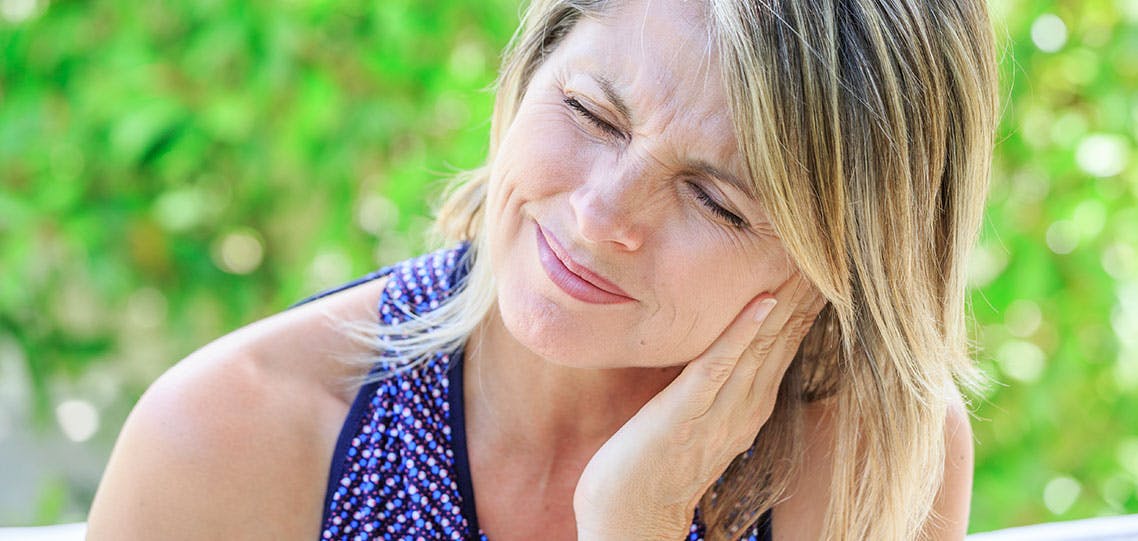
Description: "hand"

(573, 272), (826, 540)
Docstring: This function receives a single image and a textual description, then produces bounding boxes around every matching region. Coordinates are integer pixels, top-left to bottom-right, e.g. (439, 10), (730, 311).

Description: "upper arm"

(86, 274), (389, 540)
(86, 351), (324, 540)
(773, 394), (974, 541)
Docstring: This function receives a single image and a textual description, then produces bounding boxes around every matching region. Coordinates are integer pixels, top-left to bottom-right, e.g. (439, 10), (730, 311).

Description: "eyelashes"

(563, 97), (625, 140)
(690, 185), (748, 228)
(563, 96), (749, 230)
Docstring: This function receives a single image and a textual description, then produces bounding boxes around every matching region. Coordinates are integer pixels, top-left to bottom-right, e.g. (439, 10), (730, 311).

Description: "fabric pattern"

(314, 243), (770, 540)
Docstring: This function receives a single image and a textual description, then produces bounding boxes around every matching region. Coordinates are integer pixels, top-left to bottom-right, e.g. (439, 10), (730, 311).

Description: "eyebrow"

(590, 73), (759, 203)
(691, 160), (759, 202)
(593, 74), (634, 125)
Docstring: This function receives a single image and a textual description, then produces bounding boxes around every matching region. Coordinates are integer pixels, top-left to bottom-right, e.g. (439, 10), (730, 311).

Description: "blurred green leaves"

(0, 0), (513, 524)
(969, 0), (1138, 530)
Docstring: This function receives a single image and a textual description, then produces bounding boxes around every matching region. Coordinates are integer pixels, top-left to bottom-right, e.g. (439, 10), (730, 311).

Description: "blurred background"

(0, 0), (1135, 534)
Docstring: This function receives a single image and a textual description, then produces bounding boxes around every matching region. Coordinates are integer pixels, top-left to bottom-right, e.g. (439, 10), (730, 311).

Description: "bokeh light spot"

(1045, 220), (1079, 254)
(1113, 285), (1138, 349)
(126, 287), (168, 330)
(1050, 112), (1087, 147)
(1076, 134), (1131, 178)
(1031, 14), (1068, 53)
(0, 0), (38, 23)
(1005, 300), (1043, 337)
(153, 188), (207, 232)
(1118, 438), (1138, 481)
(968, 244), (1009, 287)
(1121, 0), (1138, 22)
(997, 340), (1046, 382)
(1103, 243), (1137, 279)
(1116, 348), (1138, 390)
(55, 400), (99, 443)
(1042, 476), (1081, 515)
(356, 195), (399, 236)
(309, 250), (352, 289)
(1072, 199), (1107, 239)
(1101, 476), (1134, 511)
(212, 229), (264, 275)
(448, 41), (487, 83)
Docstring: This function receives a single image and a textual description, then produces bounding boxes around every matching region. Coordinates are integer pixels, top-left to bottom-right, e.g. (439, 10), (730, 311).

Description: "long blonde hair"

(358, 0), (999, 538)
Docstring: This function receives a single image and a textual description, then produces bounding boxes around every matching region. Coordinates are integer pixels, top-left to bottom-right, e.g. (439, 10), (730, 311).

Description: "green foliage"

(0, 0), (514, 524)
(0, 0), (1135, 532)
(967, 0), (1138, 531)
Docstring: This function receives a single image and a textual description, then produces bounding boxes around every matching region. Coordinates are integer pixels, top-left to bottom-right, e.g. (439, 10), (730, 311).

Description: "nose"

(568, 161), (651, 251)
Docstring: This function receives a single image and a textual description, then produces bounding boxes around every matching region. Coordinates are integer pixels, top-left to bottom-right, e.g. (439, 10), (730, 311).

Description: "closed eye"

(564, 96), (746, 229)
(689, 183), (748, 228)
(564, 97), (626, 141)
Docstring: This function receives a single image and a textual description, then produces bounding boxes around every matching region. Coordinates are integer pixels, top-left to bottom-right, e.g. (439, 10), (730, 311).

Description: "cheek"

(645, 243), (792, 356)
(490, 105), (603, 201)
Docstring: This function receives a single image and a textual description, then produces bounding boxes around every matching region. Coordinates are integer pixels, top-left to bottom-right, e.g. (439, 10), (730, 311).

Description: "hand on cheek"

(574, 272), (827, 540)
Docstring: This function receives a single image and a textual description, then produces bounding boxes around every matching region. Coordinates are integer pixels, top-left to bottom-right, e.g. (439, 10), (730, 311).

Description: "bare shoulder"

(86, 275), (390, 540)
(771, 392), (973, 541)
(924, 392), (974, 540)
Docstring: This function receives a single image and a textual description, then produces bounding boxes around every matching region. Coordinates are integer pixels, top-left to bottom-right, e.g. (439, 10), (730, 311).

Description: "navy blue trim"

(447, 350), (482, 537)
(288, 265), (397, 530)
(756, 508), (772, 541)
(319, 369), (384, 527)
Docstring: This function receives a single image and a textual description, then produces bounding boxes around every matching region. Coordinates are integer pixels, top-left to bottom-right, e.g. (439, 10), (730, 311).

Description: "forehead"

(554, 0), (735, 138)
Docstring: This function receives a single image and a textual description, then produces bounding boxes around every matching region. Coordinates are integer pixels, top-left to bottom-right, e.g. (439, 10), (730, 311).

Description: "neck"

(463, 306), (682, 461)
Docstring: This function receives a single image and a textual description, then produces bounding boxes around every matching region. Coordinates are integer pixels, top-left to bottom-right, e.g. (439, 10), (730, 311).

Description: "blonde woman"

(87, 0), (998, 539)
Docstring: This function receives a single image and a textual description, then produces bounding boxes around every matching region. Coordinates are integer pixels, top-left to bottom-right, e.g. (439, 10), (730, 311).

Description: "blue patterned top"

(296, 243), (771, 540)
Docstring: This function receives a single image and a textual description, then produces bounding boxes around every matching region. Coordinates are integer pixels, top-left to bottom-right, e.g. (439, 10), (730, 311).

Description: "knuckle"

(744, 340), (773, 359)
(788, 315), (816, 342)
(700, 357), (736, 384)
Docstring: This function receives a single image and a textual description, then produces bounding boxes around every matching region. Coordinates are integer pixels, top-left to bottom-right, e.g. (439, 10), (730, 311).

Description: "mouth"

(535, 223), (634, 304)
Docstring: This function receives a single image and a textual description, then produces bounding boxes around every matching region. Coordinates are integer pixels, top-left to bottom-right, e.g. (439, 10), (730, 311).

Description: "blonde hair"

(352, 0), (1000, 538)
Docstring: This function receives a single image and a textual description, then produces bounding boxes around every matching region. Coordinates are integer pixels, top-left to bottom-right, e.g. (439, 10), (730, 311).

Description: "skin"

(85, 275), (972, 540)
(87, 0), (975, 539)
(473, 1), (814, 536)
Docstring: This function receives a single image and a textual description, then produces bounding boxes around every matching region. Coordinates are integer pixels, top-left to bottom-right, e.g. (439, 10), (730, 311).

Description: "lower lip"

(535, 225), (633, 305)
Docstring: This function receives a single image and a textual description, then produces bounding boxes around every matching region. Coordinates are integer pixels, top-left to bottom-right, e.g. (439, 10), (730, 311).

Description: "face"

(484, 0), (795, 368)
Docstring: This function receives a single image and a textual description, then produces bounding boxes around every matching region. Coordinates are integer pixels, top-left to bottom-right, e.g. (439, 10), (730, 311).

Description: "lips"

(535, 223), (634, 303)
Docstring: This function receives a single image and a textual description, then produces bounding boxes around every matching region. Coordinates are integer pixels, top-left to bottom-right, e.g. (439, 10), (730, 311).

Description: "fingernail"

(752, 298), (777, 322)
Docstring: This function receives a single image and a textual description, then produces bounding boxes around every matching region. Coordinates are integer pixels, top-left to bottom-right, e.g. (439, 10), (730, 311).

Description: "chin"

(503, 293), (680, 373)
(496, 286), (690, 371)
(496, 286), (607, 369)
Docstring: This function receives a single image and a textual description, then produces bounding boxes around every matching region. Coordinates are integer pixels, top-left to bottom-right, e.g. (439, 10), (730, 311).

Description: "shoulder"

(86, 274), (391, 539)
(771, 392), (973, 541)
(924, 392), (974, 539)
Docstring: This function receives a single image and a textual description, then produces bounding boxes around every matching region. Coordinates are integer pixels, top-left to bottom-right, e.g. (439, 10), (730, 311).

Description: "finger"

(745, 290), (827, 403)
(708, 272), (822, 415)
(718, 271), (818, 384)
(751, 271), (822, 345)
(710, 275), (825, 425)
(662, 294), (778, 415)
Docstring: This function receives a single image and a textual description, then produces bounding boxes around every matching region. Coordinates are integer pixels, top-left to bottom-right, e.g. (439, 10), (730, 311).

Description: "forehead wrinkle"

(623, 0), (715, 91)
(570, 2), (749, 199)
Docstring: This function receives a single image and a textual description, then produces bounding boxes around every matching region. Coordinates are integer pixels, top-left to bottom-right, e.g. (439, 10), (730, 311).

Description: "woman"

(87, 0), (998, 539)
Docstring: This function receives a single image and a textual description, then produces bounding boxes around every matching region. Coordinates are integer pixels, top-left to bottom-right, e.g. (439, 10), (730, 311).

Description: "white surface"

(967, 514), (1138, 541)
(0, 522), (86, 541)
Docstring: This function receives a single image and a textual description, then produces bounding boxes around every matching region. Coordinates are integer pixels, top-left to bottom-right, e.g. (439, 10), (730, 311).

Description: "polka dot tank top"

(300, 243), (772, 540)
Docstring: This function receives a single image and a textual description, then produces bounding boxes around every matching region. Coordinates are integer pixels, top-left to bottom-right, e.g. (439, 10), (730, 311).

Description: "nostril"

(569, 188), (644, 251)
